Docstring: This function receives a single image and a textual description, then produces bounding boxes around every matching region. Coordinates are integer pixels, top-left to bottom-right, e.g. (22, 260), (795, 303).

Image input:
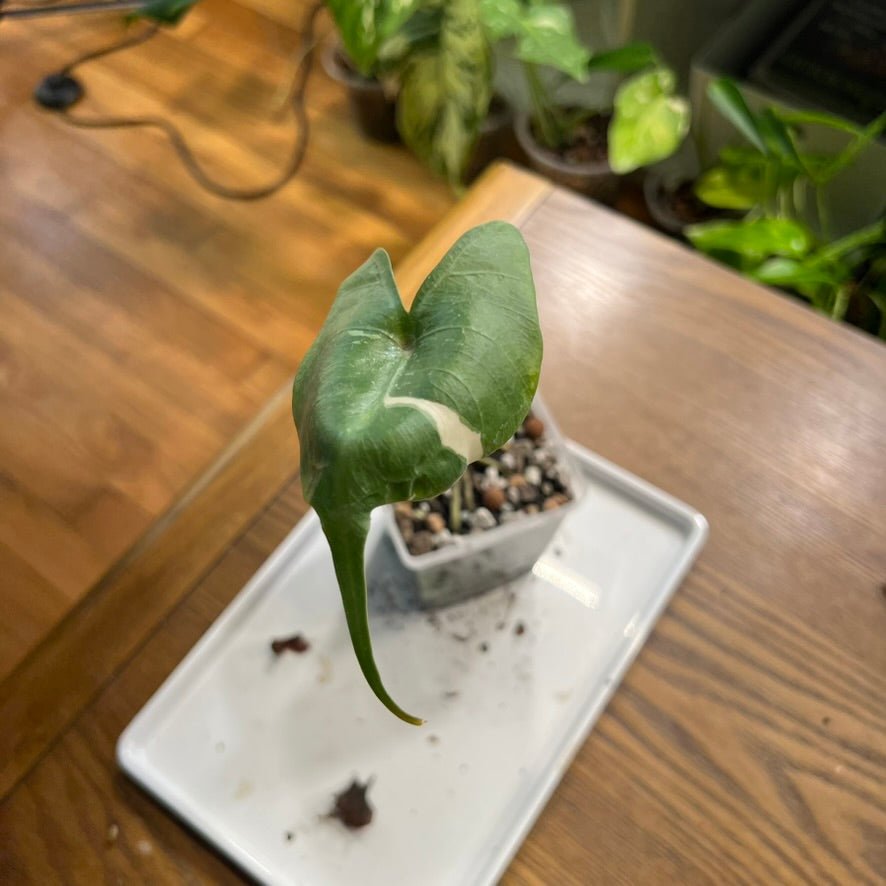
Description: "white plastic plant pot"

(375, 397), (584, 609)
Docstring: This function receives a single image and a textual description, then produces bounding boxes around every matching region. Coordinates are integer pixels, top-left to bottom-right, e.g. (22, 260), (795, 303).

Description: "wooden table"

(2, 164), (884, 884)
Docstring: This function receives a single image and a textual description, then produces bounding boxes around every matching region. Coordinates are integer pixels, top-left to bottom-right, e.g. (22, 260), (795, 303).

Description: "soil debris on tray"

(514, 621), (526, 636)
(330, 778), (374, 829)
(270, 633), (310, 656)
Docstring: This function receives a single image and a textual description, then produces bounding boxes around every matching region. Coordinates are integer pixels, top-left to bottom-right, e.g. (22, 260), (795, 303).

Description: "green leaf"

(756, 108), (804, 170)
(752, 257), (845, 289)
(478, 0), (524, 39)
(515, 3), (590, 82)
(608, 67), (690, 173)
(378, 6), (443, 67)
(397, 0), (492, 184)
(686, 217), (814, 263)
(135, 0), (197, 24)
(327, 0), (423, 75)
(292, 222), (542, 724)
(585, 41), (658, 73)
(707, 77), (766, 154)
(694, 164), (764, 210)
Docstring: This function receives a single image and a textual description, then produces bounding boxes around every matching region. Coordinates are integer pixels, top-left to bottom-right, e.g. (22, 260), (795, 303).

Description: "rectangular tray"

(118, 441), (708, 886)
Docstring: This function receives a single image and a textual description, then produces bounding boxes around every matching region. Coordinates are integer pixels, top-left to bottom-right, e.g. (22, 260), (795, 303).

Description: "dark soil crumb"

(444, 690), (460, 699)
(330, 779), (374, 829)
(514, 621), (526, 636)
(822, 716), (831, 726)
(271, 634), (310, 656)
(285, 831), (294, 842)
(451, 632), (470, 643)
(479, 642), (489, 653)
(427, 734), (440, 745)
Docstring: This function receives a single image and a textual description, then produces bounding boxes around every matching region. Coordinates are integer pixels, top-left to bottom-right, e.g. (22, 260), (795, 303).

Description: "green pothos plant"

(687, 78), (886, 336)
(480, 0), (690, 173)
(397, 0), (493, 186)
(292, 221), (542, 723)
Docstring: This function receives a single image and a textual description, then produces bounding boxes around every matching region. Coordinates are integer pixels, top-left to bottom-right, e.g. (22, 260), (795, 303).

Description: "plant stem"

(831, 284), (851, 320)
(462, 471), (475, 512)
(813, 184), (831, 242)
(816, 111), (886, 184)
(777, 109), (865, 136)
(816, 220), (885, 264)
(523, 61), (562, 150)
(449, 476), (462, 532)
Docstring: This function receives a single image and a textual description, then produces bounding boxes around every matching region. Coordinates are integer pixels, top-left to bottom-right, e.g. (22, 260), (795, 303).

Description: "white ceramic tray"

(118, 442), (707, 886)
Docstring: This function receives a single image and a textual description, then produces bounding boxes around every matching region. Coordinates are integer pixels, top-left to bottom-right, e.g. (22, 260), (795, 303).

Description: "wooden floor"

(0, 0), (452, 680)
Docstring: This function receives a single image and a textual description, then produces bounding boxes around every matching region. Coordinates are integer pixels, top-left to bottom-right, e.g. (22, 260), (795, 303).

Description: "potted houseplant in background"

(479, 1), (690, 203)
(395, 0), (495, 186)
(323, 0), (511, 187)
(292, 219), (575, 722)
(684, 77), (886, 337)
(322, 0), (437, 142)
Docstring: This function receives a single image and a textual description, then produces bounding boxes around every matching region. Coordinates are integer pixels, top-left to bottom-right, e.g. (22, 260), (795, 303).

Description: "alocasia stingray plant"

(292, 221), (542, 723)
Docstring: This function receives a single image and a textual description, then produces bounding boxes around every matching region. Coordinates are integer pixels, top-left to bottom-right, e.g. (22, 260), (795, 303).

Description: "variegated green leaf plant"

(292, 221), (542, 723)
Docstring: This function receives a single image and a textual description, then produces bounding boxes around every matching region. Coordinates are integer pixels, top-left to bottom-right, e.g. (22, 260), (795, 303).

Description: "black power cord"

(12, 0), (323, 200)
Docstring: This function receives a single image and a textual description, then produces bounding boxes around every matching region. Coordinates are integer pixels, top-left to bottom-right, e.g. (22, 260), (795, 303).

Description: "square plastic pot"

(379, 397), (584, 609)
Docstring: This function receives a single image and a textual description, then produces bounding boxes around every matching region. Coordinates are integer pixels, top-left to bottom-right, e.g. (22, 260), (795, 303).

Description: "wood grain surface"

(1, 166), (885, 884)
(0, 0), (452, 680)
(0, 164), (549, 799)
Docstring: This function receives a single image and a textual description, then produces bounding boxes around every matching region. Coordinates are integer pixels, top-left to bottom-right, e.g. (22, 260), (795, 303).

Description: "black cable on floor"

(43, 1), (323, 201)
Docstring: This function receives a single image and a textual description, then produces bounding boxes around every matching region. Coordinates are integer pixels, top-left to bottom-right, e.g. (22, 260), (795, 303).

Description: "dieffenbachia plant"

(292, 221), (542, 723)
(397, 0), (493, 186)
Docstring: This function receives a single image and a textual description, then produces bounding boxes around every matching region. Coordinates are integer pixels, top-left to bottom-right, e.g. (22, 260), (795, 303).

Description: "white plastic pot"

(379, 398), (584, 609)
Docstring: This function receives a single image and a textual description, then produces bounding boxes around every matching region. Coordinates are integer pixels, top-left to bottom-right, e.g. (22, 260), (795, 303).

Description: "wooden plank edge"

(0, 381), (299, 799)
